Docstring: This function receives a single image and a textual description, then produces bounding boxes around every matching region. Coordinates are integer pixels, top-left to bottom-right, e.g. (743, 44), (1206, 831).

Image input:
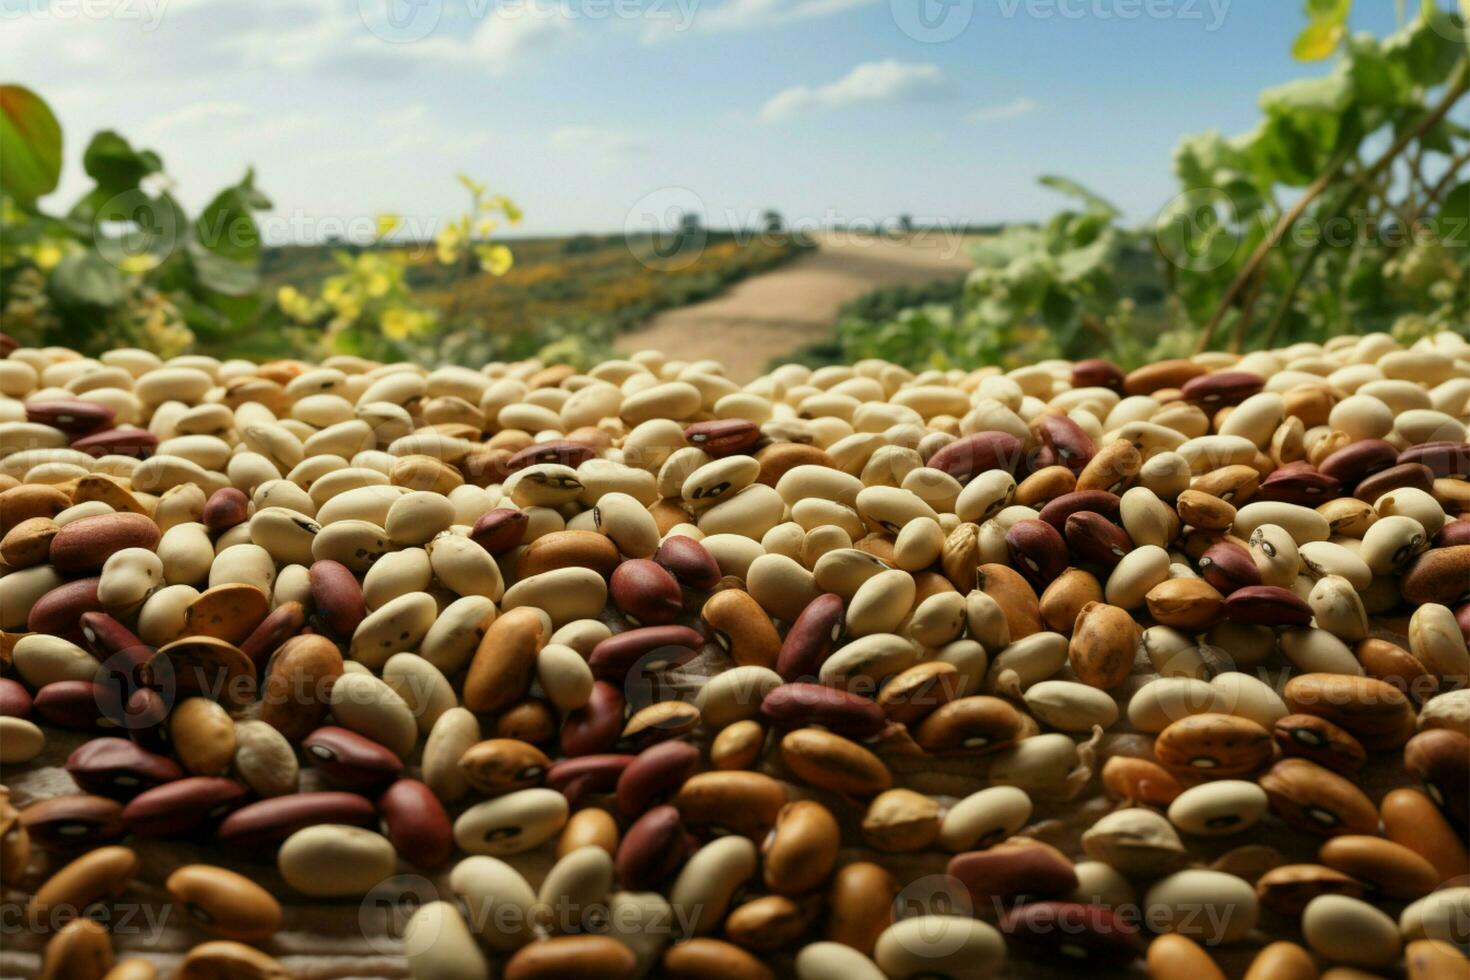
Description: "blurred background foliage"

(1, 0), (1467, 372)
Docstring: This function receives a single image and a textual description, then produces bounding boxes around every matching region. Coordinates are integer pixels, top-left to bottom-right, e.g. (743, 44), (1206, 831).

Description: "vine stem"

(1194, 57), (1470, 354)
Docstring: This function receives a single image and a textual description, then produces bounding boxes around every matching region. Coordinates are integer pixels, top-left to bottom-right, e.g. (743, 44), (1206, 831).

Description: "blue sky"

(2, 0), (1417, 240)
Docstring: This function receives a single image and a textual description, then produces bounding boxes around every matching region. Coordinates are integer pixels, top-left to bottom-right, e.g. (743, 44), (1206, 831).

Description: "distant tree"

(679, 211), (703, 236)
(897, 214), (915, 234)
(762, 209), (784, 233)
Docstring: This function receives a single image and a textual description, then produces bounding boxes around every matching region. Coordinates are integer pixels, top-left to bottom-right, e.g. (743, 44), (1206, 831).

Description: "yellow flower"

(365, 272), (391, 298)
(436, 224), (465, 265)
(475, 218), (498, 236)
(381, 308), (415, 340)
(477, 243), (513, 276)
(375, 213), (401, 240)
(33, 242), (65, 271)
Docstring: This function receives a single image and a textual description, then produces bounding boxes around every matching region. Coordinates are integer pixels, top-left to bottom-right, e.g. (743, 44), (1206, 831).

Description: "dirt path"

(616, 230), (976, 380)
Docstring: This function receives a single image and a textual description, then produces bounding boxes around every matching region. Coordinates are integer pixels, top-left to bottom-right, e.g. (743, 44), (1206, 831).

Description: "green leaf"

(47, 252), (126, 310)
(192, 168), (270, 272)
(1384, 5), (1466, 85)
(81, 131), (162, 195)
(1294, 17), (1346, 61)
(1345, 33), (1413, 106)
(1037, 175), (1119, 216)
(0, 85), (62, 207)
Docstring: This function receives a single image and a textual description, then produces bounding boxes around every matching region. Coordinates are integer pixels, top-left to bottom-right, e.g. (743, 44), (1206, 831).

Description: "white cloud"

(643, 0), (874, 39)
(145, 102), (252, 135)
(969, 97), (1039, 123)
(549, 126), (650, 157)
(759, 59), (944, 123)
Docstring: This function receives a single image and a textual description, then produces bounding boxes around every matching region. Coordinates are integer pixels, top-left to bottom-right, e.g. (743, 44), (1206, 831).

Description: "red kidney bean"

(122, 777), (248, 837)
(216, 792), (378, 850)
(1222, 585), (1313, 627)
(470, 508), (530, 554)
(0, 677), (32, 716)
(49, 513), (160, 575)
(238, 601), (306, 670)
(587, 626), (703, 681)
(78, 612), (154, 692)
(610, 560), (683, 625)
(33, 681), (122, 731)
(123, 688), (171, 753)
(28, 578), (105, 642)
(301, 726), (402, 789)
(998, 901), (1145, 967)
(1035, 414), (1095, 475)
(309, 560), (366, 639)
(1180, 371), (1264, 407)
(507, 440), (599, 471)
(1006, 519), (1068, 589)
(759, 683), (887, 738)
(615, 740), (700, 817)
(684, 419), (760, 457)
(1198, 542), (1262, 596)
(776, 594), (845, 682)
(25, 399), (114, 434)
(1036, 490), (1121, 532)
(1436, 521), (1470, 548)
(202, 487), (250, 531)
(1256, 466), (1341, 506)
(20, 795), (127, 849)
(560, 683), (626, 758)
(1064, 512), (1133, 568)
(70, 428), (158, 458)
(928, 432), (1024, 482)
(546, 753), (636, 806)
(654, 535), (722, 591)
(616, 805), (687, 889)
(1353, 462), (1435, 503)
(947, 845), (1077, 905)
(1400, 441), (1470, 479)
(65, 738), (183, 800)
(1318, 439), (1397, 490)
(1071, 359), (1124, 391)
(378, 778), (453, 870)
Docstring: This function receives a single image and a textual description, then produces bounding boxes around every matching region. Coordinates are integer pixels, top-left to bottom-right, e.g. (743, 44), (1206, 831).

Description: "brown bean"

(1318, 835), (1439, 899)
(464, 606), (545, 712)
(121, 777), (247, 837)
(760, 683), (887, 738)
(259, 633), (343, 740)
(1259, 758), (1379, 837)
(175, 940), (290, 980)
(662, 939), (775, 980)
(308, 560), (366, 639)
(1283, 673), (1417, 751)
(702, 588), (782, 670)
(912, 696), (1023, 754)
(1255, 863), (1364, 917)
(1154, 713), (1273, 778)
(1272, 714), (1366, 776)
(1404, 729), (1469, 829)
(999, 901), (1146, 968)
(166, 864), (282, 940)
(470, 508), (530, 554)
(1069, 601), (1140, 689)
(505, 935), (638, 980)
(674, 771), (786, 839)
(29, 845), (139, 933)
(39, 917), (112, 980)
(517, 530), (622, 579)
(1380, 788), (1469, 885)
(781, 728), (892, 796)
(763, 800), (840, 895)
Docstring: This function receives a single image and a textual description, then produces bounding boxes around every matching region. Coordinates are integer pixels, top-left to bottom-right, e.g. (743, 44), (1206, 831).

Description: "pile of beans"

(0, 331), (1468, 980)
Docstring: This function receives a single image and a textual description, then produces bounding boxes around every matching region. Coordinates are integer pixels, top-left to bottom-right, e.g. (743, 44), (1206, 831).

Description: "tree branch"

(1195, 57), (1470, 354)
